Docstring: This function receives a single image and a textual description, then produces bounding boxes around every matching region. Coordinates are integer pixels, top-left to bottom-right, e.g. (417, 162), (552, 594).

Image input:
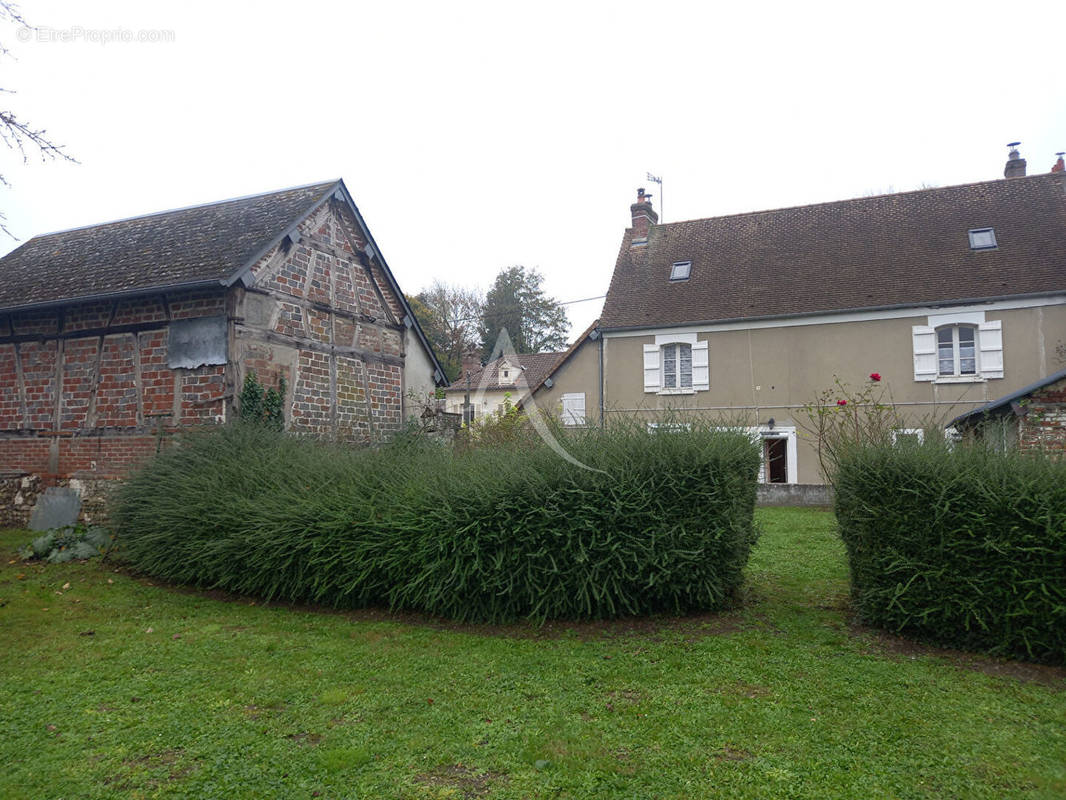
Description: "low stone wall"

(0, 473), (43, 529)
(0, 473), (115, 530)
(757, 483), (833, 507)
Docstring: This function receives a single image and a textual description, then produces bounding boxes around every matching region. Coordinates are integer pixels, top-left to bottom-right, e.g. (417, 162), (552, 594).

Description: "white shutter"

(912, 325), (937, 381)
(643, 344), (660, 393)
(978, 320), (1003, 379)
(561, 393), (586, 426)
(691, 340), (709, 391)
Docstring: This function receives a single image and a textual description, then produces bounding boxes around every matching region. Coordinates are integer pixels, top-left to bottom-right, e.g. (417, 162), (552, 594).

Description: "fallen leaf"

(62, 582), (70, 590)
(79, 631), (95, 636)
(107, 579), (113, 584)
(172, 634), (181, 640)
(145, 627), (154, 634)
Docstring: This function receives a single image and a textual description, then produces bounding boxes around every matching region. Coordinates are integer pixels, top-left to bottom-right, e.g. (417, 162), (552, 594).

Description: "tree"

(479, 265), (568, 359)
(410, 280), (484, 382)
(1, 2), (77, 237)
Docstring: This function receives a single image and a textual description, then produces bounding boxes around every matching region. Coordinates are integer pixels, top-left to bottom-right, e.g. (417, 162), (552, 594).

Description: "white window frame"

(660, 341), (693, 392)
(891, 428), (925, 445)
(716, 426), (798, 484)
(560, 392), (586, 427)
(644, 333), (709, 394)
(912, 313), (1003, 383)
(936, 324), (979, 378)
(647, 422), (692, 433)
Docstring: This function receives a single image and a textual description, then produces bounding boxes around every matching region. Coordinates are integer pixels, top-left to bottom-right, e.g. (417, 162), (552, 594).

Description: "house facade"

(444, 352), (564, 421)
(0, 180), (445, 524)
(533, 157), (1066, 486)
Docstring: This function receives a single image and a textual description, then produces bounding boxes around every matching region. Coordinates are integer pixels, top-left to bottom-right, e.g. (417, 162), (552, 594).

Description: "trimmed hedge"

(835, 442), (1066, 663)
(113, 422), (760, 623)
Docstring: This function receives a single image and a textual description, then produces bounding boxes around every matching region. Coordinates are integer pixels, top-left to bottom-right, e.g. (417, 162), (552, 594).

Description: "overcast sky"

(2, 0), (1063, 340)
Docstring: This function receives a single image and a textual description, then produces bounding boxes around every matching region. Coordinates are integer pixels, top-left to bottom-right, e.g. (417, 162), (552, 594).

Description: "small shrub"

(19, 525), (113, 563)
(112, 421), (760, 623)
(835, 440), (1066, 663)
(239, 372), (286, 430)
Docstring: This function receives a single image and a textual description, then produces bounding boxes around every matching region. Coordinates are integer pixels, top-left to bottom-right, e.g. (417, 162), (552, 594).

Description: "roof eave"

(0, 278), (227, 316)
(599, 290), (1066, 334)
(949, 366), (1066, 427)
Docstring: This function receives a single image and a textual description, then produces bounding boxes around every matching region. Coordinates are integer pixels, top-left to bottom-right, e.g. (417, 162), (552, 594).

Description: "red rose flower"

(836, 399), (847, 406)
(869, 372), (882, 382)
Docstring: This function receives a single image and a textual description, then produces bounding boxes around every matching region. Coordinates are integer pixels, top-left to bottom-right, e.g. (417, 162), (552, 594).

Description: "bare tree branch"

(0, 1), (78, 239)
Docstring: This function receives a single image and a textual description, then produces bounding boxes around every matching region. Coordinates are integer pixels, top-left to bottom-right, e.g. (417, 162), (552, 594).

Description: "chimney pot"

(630, 187), (658, 239)
(1052, 152), (1065, 173)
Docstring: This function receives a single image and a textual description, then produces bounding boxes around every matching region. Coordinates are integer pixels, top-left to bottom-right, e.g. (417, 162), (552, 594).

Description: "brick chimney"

(630, 187), (659, 238)
(461, 349), (481, 378)
(1004, 142), (1027, 179)
(1052, 152), (1065, 173)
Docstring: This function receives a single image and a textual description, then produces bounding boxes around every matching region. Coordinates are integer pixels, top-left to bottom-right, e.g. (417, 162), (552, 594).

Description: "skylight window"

(968, 228), (997, 250)
(669, 261), (692, 281)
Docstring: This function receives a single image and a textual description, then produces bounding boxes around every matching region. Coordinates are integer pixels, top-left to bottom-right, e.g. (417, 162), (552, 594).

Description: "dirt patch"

(850, 623), (1066, 688)
(720, 682), (771, 699)
(124, 748), (183, 768)
(713, 745), (752, 762)
(287, 732), (323, 746)
(414, 764), (506, 799)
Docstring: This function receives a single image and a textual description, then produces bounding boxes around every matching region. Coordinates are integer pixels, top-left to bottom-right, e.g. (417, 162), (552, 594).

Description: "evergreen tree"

(479, 266), (568, 359)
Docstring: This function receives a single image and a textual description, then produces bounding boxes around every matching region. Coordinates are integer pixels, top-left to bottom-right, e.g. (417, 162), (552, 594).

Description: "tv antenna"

(646, 172), (663, 222)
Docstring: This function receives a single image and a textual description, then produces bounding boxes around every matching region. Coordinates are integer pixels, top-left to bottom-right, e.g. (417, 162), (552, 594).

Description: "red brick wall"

(0, 289), (229, 485)
(237, 202), (408, 442)
(1018, 377), (1066, 456)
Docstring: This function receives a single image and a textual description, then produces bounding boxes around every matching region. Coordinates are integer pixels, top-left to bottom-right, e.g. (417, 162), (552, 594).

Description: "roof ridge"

(27, 179), (341, 240)
(652, 173), (1064, 229)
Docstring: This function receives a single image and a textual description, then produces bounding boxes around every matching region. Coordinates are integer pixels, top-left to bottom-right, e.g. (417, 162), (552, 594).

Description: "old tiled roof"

(601, 173), (1066, 330)
(445, 352), (566, 393)
(950, 366), (1066, 427)
(0, 181), (339, 312)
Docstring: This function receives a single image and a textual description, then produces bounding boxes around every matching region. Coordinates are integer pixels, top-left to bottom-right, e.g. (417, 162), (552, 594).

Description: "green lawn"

(1, 508), (1063, 799)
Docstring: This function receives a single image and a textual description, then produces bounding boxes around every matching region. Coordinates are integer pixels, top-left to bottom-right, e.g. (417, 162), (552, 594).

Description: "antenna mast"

(646, 172), (663, 222)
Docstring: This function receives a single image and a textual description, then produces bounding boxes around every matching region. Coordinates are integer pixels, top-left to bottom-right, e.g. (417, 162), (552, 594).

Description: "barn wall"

(0, 288), (229, 526)
(235, 199), (407, 442)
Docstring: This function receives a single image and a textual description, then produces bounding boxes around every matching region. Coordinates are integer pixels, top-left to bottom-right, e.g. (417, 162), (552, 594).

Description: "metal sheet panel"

(167, 315), (228, 369)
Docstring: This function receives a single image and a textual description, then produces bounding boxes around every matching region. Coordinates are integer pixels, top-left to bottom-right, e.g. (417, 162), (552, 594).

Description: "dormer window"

(669, 261), (691, 281)
(968, 228), (997, 250)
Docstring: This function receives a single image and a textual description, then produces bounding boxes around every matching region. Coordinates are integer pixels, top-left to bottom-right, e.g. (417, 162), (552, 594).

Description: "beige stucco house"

(444, 351), (564, 421)
(529, 152), (1066, 486)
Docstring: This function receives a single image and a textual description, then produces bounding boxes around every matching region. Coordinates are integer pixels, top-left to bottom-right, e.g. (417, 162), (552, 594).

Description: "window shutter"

(912, 325), (937, 381)
(691, 340), (709, 391)
(561, 393), (586, 426)
(643, 344), (660, 392)
(978, 320), (1003, 379)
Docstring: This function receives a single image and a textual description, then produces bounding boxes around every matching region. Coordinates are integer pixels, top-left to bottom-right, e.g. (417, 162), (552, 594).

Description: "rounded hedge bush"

(113, 421), (761, 623)
(835, 441), (1066, 663)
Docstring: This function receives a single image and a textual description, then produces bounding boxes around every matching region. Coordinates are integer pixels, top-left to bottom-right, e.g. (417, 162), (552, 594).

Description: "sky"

(1, 0), (1063, 341)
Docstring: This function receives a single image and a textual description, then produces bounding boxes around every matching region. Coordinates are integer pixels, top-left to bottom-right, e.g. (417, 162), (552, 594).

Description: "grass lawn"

(1, 508), (1063, 799)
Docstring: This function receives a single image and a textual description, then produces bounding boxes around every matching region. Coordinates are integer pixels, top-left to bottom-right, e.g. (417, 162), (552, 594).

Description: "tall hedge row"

(835, 442), (1066, 663)
(113, 422), (760, 623)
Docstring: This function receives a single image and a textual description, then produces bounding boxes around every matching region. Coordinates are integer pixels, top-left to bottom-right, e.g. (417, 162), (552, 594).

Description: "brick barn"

(0, 180), (446, 525)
